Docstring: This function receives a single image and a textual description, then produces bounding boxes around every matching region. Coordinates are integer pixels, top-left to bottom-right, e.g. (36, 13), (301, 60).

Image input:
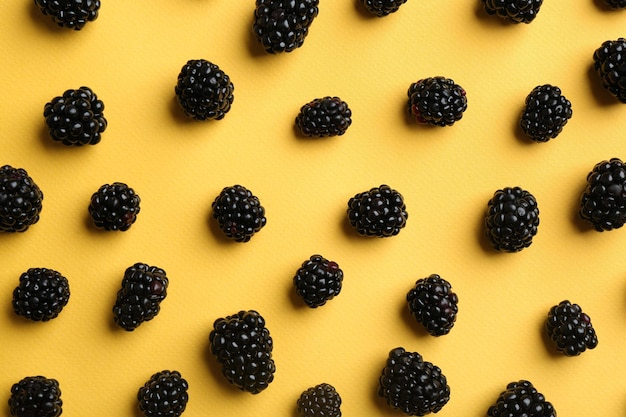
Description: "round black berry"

(253, 0), (319, 53)
(487, 380), (555, 417)
(593, 38), (626, 103)
(481, 0), (544, 23)
(138, 370), (189, 417)
(297, 383), (342, 417)
(34, 0), (100, 30)
(88, 182), (141, 231)
(520, 84), (572, 143)
(407, 77), (467, 127)
(295, 96), (352, 137)
(347, 184), (408, 237)
(361, 0), (408, 16)
(293, 255), (343, 308)
(485, 186), (539, 252)
(546, 300), (598, 356)
(579, 158), (626, 231)
(0, 165), (44, 233)
(211, 185), (266, 242)
(12, 268), (70, 322)
(602, 0), (626, 8)
(407, 274), (458, 336)
(9, 376), (62, 417)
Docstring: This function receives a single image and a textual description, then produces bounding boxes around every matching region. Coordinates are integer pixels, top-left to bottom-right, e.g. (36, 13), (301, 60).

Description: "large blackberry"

(174, 59), (234, 121)
(361, 0), (408, 17)
(593, 38), (626, 103)
(485, 187), (540, 252)
(211, 185), (267, 242)
(9, 376), (62, 417)
(209, 310), (276, 394)
(579, 158), (626, 231)
(487, 380), (555, 417)
(0, 165), (44, 233)
(406, 274), (458, 336)
(407, 77), (467, 127)
(138, 370), (189, 417)
(481, 0), (544, 23)
(347, 184), (408, 237)
(378, 347), (450, 416)
(602, 0), (626, 8)
(34, 0), (100, 30)
(113, 263), (169, 331)
(520, 84), (573, 143)
(545, 300), (598, 356)
(88, 182), (141, 231)
(12, 268), (70, 322)
(293, 254), (343, 308)
(295, 96), (352, 137)
(253, 0), (319, 53)
(297, 383), (342, 417)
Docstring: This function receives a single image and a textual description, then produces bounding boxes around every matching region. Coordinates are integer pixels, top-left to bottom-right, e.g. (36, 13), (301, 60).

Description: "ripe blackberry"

(602, 0), (626, 8)
(481, 0), (543, 23)
(12, 268), (70, 322)
(209, 310), (276, 394)
(175, 59), (234, 121)
(88, 182), (141, 231)
(34, 0), (100, 30)
(253, 0), (319, 53)
(9, 376), (62, 417)
(593, 38), (626, 103)
(295, 96), (352, 137)
(0, 165), (44, 233)
(378, 347), (450, 416)
(485, 187), (539, 252)
(293, 254), (343, 308)
(520, 84), (573, 143)
(545, 300), (598, 356)
(113, 263), (169, 331)
(138, 370), (189, 417)
(361, 0), (408, 17)
(487, 380), (555, 417)
(43, 86), (107, 146)
(211, 185), (266, 242)
(407, 77), (467, 127)
(347, 184), (408, 237)
(579, 158), (626, 231)
(406, 274), (458, 336)
(297, 383), (342, 417)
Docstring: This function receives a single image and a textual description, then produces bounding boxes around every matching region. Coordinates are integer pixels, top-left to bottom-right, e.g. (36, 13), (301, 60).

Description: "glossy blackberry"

(406, 274), (458, 336)
(378, 347), (450, 416)
(43, 86), (107, 146)
(113, 263), (169, 331)
(593, 38), (626, 103)
(253, 0), (319, 53)
(295, 96), (352, 137)
(481, 0), (543, 23)
(211, 185), (266, 242)
(34, 0), (100, 30)
(520, 84), (572, 143)
(0, 165), (44, 233)
(297, 383), (342, 417)
(138, 370), (189, 417)
(293, 255), (343, 308)
(546, 300), (598, 356)
(9, 376), (62, 417)
(347, 184), (408, 237)
(485, 187), (539, 252)
(88, 182), (141, 231)
(487, 380), (555, 417)
(407, 77), (467, 127)
(579, 158), (626, 231)
(12, 268), (70, 322)
(175, 59), (234, 120)
(361, 0), (408, 17)
(209, 310), (276, 394)
(602, 0), (626, 8)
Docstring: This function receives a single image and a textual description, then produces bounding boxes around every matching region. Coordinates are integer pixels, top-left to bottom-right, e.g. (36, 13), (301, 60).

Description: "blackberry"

(138, 370), (189, 417)
(361, 0), (408, 17)
(520, 84), (573, 143)
(378, 347), (450, 416)
(545, 300), (598, 356)
(253, 0), (319, 53)
(293, 255), (344, 308)
(347, 185), (408, 237)
(487, 380), (555, 417)
(593, 38), (626, 103)
(295, 96), (352, 137)
(113, 263), (169, 331)
(174, 59), (234, 121)
(34, 0), (100, 30)
(481, 0), (543, 23)
(43, 86), (107, 146)
(602, 0), (626, 8)
(88, 182), (141, 231)
(9, 376), (62, 417)
(406, 274), (458, 336)
(297, 383), (342, 417)
(12, 268), (70, 322)
(0, 165), (44, 233)
(485, 187), (539, 252)
(407, 77), (467, 127)
(209, 309), (276, 394)
(579, 158), (626, 231)
(211, 185), (266, 242)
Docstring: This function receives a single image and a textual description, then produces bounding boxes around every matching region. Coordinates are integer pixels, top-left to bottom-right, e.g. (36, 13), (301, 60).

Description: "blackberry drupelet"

(211, 185), (267, 242)
(487, 380), (555, 417)
(138, 370), (189, 417)
(175, 59), (234, 120)
(520, 84), (572, 143)
(253, 0), (319, 53)
(407, 77), (467, 127)
(297, 383), (342, 417)
(602, 0), (626, 8)
(293, 254), (343, 308)
(88, 182), (141, 231)
(34, 0), (100, 30)
(43, 86), (107, 146)
(593, 38), (626, 102)
(9, 376), (62, 417)
(485, 187), (539, 252)
(295, 96), (352, 137)
(113, 263), (169, 331)
(406, 274), (458, 336)
(481, 0), (544, 23)
(0, 165), (44, 233)
(579, 158), (626, 231)
(347, 184), (408, 237)
(546, 300), (598, 356)
(378, 347), (450, 416)
(12, 268), (70, 322)
(361, 0), (408, 17)
(209, 309), (276, 394)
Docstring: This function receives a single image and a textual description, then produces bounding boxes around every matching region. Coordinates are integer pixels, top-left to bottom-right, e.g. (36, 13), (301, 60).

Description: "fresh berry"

(378, 347), (450, 416)
(88, 182), (141, 231)
(9, 376), (62, 417)
(361, 0), (408, 16)
(593, 38), (626, 103)
(406, 274), (458, 336)
(545, 300), (598, 356)
(579, 158), (626, 231)
(481, 0), (544, 23)
(520, 84), (572, 143)
(211, 185), (266, 242)
(297, 383), (342, 417)
(174, 59), (234, 120)
(293, 255), (343, 308)
(485, 187), (540, 252)
(407, 77), (467, 127)
(253, 0), (319, 53)
(602, 0), (626, 8)
(43, 86), (107, 146)
(113, 263), (169, 331)
(347, 185), (408, 237)
(487, 380), (555, 417)
(12, 268), (70, 322)
(138, 370), (189, 417)
(295, 97), (352, 137)
(0, 165), (44, 233)
(34, 0), (100, 30)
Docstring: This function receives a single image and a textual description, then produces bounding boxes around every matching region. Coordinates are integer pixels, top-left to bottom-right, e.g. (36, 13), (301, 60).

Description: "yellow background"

(2, 0), (626, 415)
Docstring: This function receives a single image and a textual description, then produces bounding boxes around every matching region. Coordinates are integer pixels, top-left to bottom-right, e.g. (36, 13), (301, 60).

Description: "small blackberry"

(297, 383), (342, 417)
(378, 347), (450, 416)
(9, 376), (62, 417)
(113, 263), (169, 331)
(211, 185), (266, 242)
(88, 182), (141, 231)
(361, 0), (408, 17)
(579, 158), (626, 231)
(546, 300), (598, 356)
(293, 255), (343, 308)
(253, 0), (319, 53)
(487, 380), (555, 417)
(12, 268), (70, 322)
(34, 0), (100, 30)
(602, 0), (626, 8)
(43, 86), (107, 146)
(407, 77), (467, 127)
(406, 274), (458, 336)
(520, 84), (573, 143)
(138, 370), (189, 417)
(175, 59), (234, 121)
(485, 187), (539, 252)
(481, 0), (544, 23)
(0, 165), (44, 233)
(593, 38), (626, 103)
(347, 184), (408, 237)
(295, 96), (352, 137)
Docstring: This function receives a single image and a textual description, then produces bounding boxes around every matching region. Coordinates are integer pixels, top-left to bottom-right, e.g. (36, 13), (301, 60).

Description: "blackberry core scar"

(253, 0), (319, 53)
(88, 182), (140, 231)
(487, 380), (555, 417)
(34, 0), (100, 30)
(361, 0), (408, 17)
(293, 254), (344, 308)
(295, 96), (352, 137)
(579, 158), (626, 231)
(297, 383), (342, 417)
(9, 376), (62, 417)
(485, 186), (539, 252)
(593, 38), (626, 102)
(407, 274), (458, 336)
(138, 370), (189, 417)
(407, 77), (467, 126)
(0, 165), (44, 233)
(520, 84), (572, 143)
(347, 184), (408, 237)
(12, 268), (70, 322)
(481, 0), (544, 23)
(546, 300), (598, 356)
(175, 59), (234, 120)
(211, 185), (266, 242)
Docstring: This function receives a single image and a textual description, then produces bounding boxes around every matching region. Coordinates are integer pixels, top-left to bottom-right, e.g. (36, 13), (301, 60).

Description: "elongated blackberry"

(407, 274), (458, 336)
(481, 0), (543, 23)
(293, 255), (343, 308)
(138, 370), (189, 417)
(546, 300), (598, 356)
(211, 185), (266, 242)
(253, 0), (319, 53)
(520, 84), (572, 143)
(579, 158), (626, 231)
(347, 184), (408, 237)
(485, 187), (539, 252)
(9, 376), (62, 417)
(0, 165), (44, 233)
(407, 77), (467, 127)
(297, 383), (342, 417)
(175, 59), (234, 120)
(12, 268), (70, 322)
(361, 0), (408, 17)
(295, 96), (352, 137)
(34, 0), (100, 30)
(88, 182), (141, 231)
(593, 38), (626, 102)
(487, 380), (555, 417)
(602, 0), (626, 8)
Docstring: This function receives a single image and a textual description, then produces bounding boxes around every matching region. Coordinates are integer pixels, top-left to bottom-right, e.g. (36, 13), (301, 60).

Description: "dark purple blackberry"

(113, 263), (169, 331)
(211, 185), (266, 242)
(520, 84), (572, 143)
(361, 0), (408, 16)
(485, 187), (539, 252)
(295, 96), (352, 137)
(297, 383), (342, 417)
(34, 0), (100, 30)
(175, 59), (234, 121)
(378, 347), (450, 416)
(347, 184), (408, 237)
(209, 310), (276, 394)
(43, 86), (107, 146)
(293, 255), (343, 308)
(487, 380), (555, 417)
(12, 268), (70, 322)
(9, 376), (62, 417)
(593, 38), (626, 103)
(406, 274), (458, 336)
(407, 77), (467, 127)
(546, 300), (598, 356)
(138, 370), (189, 417)
(602, 0), (626, 8)
(253, 0), (319, 53)
(481, 0), (543, 23)
(0, 165), (44, 233)
(579, 158), (626, 231)
(88, 182), (141, 231)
